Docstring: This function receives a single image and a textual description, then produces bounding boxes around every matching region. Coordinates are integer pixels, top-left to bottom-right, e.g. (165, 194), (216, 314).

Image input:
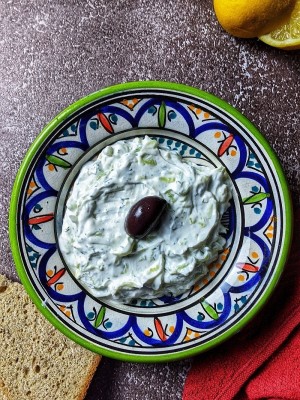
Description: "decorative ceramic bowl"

(9, 81), (292, 362)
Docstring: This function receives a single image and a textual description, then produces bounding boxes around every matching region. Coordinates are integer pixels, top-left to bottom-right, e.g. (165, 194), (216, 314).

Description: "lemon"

(213, 0), (296, 38)
(259, 0), (300, 49)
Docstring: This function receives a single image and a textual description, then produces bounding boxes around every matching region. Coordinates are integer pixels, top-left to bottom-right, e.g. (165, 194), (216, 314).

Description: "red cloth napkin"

(183, 207), (300, 400)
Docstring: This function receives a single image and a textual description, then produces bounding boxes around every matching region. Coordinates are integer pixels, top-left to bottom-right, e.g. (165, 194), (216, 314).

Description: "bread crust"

(0, 274), (101, 400)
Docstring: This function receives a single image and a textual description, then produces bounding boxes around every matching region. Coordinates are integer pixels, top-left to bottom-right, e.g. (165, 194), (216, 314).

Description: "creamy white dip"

(59, 136), (232, 301)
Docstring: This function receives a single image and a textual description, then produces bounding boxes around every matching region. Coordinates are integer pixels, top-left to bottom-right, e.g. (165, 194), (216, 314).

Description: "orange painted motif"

(218, 133), (235, 157)
(47, 268), (66, 287)
(97, 112), (114, 134)
(144, 328), (152, 337)
(121, 98), (140, 110)
(236, 262), (259, 273)
(59, 305), (72, 318)
(154, 317), (167, 341)
(47, 164), (55, 171)
(188, 104), (202, 118)
(182, 327), (201, 342)
(28, 213), (54, 225)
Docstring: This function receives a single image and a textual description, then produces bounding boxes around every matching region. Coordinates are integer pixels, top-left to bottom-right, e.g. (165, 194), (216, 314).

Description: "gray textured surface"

(0, 1), (299, 399)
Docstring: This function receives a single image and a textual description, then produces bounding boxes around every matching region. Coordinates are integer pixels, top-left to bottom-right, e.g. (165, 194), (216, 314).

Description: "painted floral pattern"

(17, 89), (285, 358)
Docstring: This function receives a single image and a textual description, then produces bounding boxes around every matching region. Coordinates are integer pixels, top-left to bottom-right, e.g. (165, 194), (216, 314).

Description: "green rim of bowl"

(9, 81), (293, 362)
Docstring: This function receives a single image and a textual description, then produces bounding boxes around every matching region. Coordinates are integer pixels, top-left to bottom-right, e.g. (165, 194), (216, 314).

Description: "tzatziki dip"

(59, 136), (232, 301)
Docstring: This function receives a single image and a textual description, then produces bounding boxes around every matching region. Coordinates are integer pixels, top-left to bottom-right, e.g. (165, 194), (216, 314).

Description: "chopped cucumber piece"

(159, 176), (176, 183)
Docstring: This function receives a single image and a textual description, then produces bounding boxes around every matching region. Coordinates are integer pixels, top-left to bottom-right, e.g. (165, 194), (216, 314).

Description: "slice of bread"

(0, 274), (100, 400)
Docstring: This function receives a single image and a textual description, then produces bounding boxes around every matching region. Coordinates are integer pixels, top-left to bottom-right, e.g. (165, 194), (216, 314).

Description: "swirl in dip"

(59, 136), (232, 301)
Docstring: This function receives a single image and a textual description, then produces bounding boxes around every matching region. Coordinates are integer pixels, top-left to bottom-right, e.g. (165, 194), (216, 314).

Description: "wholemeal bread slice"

(0, 274), (100, 400)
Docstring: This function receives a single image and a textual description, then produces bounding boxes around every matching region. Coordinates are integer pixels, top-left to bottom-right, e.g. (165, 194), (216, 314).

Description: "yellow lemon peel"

(259, 0), (300, 50)
(213, 0), (296, 38)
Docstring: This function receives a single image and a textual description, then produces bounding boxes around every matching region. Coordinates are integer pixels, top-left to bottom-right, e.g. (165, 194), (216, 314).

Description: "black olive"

(125, 196), (167, 239)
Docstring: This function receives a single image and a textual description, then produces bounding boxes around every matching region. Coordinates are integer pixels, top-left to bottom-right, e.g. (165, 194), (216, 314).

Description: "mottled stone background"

(0, 1), (299, 399)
